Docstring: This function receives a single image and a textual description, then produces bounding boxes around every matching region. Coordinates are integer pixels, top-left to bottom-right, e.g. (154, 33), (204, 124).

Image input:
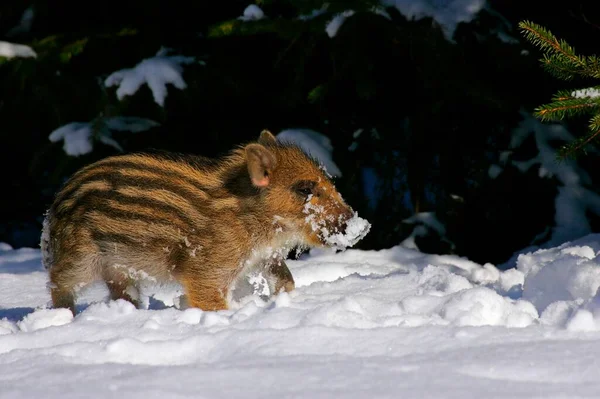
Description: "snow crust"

(3, 234), (600, 397)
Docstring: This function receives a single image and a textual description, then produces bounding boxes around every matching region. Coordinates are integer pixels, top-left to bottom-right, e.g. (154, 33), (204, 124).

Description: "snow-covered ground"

(2, 234), (600, 398)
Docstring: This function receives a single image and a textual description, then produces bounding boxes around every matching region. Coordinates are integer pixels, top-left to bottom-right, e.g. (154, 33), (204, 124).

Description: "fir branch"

(520, 21), (600, 80)
(551, 89), (577, 101)
(589, 111), (600, 132)
(534, 98), (600, 121)
(541, 54), (584, 80)
(520, 20), (600, 159)
(518, 21), (586, 71)
(558, 127), (600, 159)
(584, 55), (600, 78)
(557, 114), (600, 159)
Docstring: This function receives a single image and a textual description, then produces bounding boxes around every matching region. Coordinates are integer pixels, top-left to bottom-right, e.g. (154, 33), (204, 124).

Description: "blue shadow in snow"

(0, 307), (35, 322)
(0, 248), (44, 275)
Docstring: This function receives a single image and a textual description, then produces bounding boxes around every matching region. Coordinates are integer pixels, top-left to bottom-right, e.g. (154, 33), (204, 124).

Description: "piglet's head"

(245, 130), (371, 250)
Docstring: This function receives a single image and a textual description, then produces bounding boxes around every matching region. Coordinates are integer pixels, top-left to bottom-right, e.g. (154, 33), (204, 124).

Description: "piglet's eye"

(298, 187), (312, 196)
(293, 180), (317, 197)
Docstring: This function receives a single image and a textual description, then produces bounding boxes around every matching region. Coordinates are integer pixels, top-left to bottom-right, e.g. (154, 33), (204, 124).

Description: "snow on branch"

(238, 5), (265, 21)
(324, 7), (391, 38)
(104, 47), (197, 107)
(572, 88), (600, 99)
(6, 6), (35, 37)
(493, 111), (600, 247)
(276, 128), (342, 177)
(298, 7), (328, 21)
(381, 0), (487, 41)
(49, 117), (160, 157)
(319, 0), (490, 42)
(325, 10), (356, 38)
(0, 41), (37, 59)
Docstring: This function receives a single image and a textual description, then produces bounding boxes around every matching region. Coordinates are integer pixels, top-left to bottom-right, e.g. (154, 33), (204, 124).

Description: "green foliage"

(519, 20), (600, 158)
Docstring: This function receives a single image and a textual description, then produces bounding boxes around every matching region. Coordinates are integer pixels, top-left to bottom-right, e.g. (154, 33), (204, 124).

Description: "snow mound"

(17, 308), (73, 332)
(4, 236), (600, 396)
(517, 234), (600, 330)
(440, 286), (537, 327)
(105, 47), (197, 107)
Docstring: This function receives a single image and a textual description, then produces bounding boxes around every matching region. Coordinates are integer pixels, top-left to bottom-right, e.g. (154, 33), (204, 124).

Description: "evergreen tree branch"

(520, 20), (600, 159)
(518, 21), (585, 70)
(551, 89), (578, 101)
(589, 112), (600, 132)
(557, 114), (600, 158)
(534, 99), (600, 121)
(584, 55), (600, 78)
(520, 21), (600, 80)
(541, 54), (585, 80)
(558, 126), (600, 159)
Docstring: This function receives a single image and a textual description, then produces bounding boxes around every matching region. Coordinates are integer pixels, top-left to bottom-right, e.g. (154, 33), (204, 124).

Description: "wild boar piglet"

(41, 130), (371, 314)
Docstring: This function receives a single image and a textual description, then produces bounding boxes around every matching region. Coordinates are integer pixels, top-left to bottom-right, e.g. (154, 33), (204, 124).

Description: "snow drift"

(2, 234), (600, 397)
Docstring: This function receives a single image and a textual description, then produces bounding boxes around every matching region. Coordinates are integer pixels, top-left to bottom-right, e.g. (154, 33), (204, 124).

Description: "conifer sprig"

(518, 21), (590, 80)
(519, 20), (600, 158)
(534, 87), (600, 122)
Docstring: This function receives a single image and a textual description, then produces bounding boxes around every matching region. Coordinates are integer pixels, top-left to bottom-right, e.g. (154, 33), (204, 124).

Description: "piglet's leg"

(227, 257), (296, 305)
(266, 257), (295, 294)
(180, 274), (229, 311)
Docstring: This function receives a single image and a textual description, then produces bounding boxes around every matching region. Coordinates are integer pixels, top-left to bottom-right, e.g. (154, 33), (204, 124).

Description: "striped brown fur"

(41, 130), (359, 314)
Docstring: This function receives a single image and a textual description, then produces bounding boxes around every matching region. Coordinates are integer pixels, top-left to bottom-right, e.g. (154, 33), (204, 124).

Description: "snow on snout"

(322, 212), (372, 249)
(303, 196), (371, 250)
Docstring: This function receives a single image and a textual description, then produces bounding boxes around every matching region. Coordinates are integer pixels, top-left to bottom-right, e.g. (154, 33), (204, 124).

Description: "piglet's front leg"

(265, 257), (295, 295)
(228, 256), (295, 304)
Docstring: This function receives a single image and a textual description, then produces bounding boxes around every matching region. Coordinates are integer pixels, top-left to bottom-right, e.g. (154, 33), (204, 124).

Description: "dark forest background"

(2, 0), (600, 268)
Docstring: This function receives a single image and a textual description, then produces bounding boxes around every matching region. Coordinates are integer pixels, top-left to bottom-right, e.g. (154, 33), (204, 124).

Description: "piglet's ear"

(245, 143), (277, 188)
(258, 129), (277, 146)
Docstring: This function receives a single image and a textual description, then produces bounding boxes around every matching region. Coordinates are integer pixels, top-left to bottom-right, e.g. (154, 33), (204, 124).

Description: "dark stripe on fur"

(53, 158), (211, 209)
(91, 230), (139, 247)
(69, 191), (197, 233)
(99, 159), (211, 192)
(54, 172), (210, 217)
